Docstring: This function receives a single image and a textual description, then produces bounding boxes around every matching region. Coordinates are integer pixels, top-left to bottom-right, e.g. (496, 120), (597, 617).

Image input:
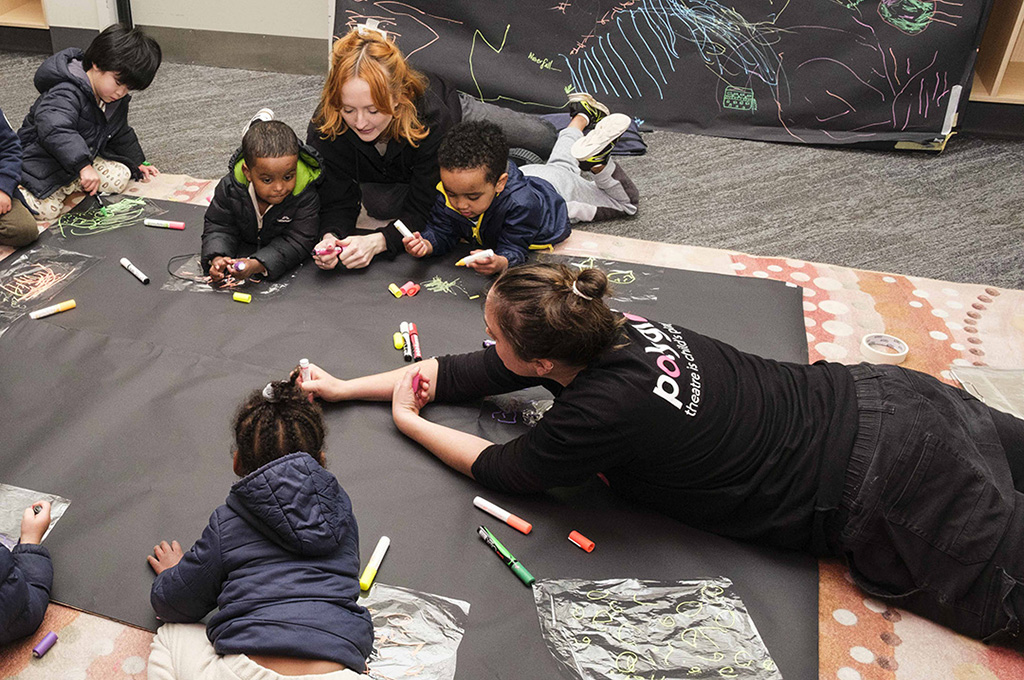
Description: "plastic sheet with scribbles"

(533, 577), (783, 680)
(55, 194), (168, 238)
(0, 243), (100, 333)
(362, 583), (471, 680)
(0, 483), (71, 550)
(161, 253), (298, 298)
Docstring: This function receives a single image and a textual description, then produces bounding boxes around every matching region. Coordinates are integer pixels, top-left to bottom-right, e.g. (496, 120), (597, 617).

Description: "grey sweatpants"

(521, 127), (638, 223)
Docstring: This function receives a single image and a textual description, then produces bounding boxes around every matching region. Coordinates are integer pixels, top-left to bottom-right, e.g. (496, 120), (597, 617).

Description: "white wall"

(43, 0), (116, 29)
(131, 0), (330, 39)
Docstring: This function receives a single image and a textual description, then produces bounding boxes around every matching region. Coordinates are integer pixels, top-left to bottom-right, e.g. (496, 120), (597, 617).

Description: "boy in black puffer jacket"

(202, 118), (322, 282)
(17, 24), (161, 222)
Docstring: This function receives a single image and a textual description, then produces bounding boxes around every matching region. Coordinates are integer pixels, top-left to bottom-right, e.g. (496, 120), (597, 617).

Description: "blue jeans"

(836, 364), (1024, 642)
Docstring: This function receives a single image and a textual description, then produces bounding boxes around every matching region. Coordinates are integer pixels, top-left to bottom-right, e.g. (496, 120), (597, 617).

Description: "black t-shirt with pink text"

(435, 312), (858, 551)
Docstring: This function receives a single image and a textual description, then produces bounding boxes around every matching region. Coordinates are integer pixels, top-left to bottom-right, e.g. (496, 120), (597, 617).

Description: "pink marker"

(314, 245), (345, 256)
(144, 218), (185, 230)
(412, 372), (421, 393)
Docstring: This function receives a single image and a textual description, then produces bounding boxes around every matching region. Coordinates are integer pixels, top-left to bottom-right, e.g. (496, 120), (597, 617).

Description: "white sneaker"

(243, 108), (275, 135)
(571, 113), (631, 166)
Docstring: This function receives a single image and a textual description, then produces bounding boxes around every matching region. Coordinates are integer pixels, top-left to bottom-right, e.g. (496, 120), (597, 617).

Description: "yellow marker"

(388, 283), (404, 298)
(393, 331), (405, 349)
(359, 536), (391, 591)
(30, 299), (76, 319)
(233, 292), (252, 303)
(469, 295), (480, 300)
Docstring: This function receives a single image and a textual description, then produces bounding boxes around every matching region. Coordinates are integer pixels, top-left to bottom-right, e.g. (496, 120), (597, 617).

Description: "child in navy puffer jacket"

(0, 501), (53, 647)
(146, 375), (372, 680)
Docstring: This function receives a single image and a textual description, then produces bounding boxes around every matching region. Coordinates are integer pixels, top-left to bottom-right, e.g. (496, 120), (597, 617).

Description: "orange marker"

(568, 530), (595, 552)
(473, 496), (532, 535)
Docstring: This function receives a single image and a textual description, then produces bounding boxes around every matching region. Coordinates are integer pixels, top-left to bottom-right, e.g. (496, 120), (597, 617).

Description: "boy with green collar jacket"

(202, 119), (322, 281)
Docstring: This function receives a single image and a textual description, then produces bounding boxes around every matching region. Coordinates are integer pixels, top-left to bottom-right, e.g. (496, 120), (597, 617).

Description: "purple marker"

(483, 339), (495, 348)
(232, 261), (246, 272)
(314, 245), (344, 256)
(32, 631), (58, 658)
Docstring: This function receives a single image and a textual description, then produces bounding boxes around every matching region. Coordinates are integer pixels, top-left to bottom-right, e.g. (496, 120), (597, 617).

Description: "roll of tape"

(860, 333), (908, 365)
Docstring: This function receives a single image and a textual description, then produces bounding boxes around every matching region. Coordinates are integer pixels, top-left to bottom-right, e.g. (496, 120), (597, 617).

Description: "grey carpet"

(3, 50), (1022, 289)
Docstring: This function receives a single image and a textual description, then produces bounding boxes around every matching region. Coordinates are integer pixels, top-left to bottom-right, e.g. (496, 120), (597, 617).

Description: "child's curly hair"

(438, 121), (509, 185)
(232, 373), (327, 476)
(314, 29), (428, 146)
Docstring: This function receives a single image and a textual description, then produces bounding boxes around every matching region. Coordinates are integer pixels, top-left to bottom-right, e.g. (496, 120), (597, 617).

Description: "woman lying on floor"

(300, 262), (1024, 644)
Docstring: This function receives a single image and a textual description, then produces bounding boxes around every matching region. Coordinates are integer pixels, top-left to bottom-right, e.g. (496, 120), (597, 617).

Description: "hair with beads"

(313, 29), (428, 145)
(232, 373), (326, 476)
(489, 264), (625, 366)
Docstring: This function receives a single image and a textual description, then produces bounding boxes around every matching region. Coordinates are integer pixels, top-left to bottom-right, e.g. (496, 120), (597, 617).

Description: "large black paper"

(0, 198), (814, 678)
(335, 0), (991, 145)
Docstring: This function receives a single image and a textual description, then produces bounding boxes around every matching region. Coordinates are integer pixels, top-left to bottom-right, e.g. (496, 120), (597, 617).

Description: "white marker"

(359, 536), (391, 590)
(29, 299), (76, 319)
(299, 358), (311, 382)
(119, 257), (150, 284)
(473, 496), (533, 535)
(393, 219), (414, 239)
(455, 249), (495, 267)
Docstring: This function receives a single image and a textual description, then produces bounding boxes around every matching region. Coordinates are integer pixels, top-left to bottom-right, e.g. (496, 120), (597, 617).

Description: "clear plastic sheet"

(0, 483), (72, 550)
(539, 253), (662, 303)
(160, 254), (298, 297)
(0, 243), (101, 333)
(476, 388), (555, 441)
(362, 583), (471, 680)
(533, 577), (782, 680)
(55, 195), (168, 238)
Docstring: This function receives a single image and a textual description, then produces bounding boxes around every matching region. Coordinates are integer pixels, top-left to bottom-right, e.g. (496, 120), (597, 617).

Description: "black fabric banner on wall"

(333, 0), (992, 145)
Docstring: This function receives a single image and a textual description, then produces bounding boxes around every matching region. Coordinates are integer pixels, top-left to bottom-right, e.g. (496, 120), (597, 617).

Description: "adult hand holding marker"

(313, 233), (385, 270)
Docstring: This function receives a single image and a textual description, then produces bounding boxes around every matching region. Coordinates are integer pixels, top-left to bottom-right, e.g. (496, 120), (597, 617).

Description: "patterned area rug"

(1, 175), (1022, 678)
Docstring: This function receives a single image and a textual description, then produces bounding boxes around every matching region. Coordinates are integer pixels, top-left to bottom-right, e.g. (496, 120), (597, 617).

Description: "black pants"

(837, 363), (1024, 643)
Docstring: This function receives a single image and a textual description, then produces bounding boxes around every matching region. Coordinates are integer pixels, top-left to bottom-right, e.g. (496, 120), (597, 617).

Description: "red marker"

(568, 530), (595, 552)
(409, 322), (423, 362)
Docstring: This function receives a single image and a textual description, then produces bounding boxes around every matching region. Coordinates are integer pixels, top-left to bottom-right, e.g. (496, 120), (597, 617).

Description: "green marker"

(477, 525), (535, 586)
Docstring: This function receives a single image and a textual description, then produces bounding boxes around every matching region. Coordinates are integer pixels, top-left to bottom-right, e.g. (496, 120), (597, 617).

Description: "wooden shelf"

(971, 0), (1024, 103)
(0, 0), (47, 29)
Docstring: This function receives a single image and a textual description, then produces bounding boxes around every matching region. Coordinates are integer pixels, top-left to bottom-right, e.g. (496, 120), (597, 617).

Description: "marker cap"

(32, 631), (58, 658)
(511, 561), (536, 586)
(506, 514), (533, 535)
(393, 332), (405, 349)
(388, 283), (404, 298)
(400, 281), (420, 296)
(568, 530), (595, 552)
(233, 292), (252, 303)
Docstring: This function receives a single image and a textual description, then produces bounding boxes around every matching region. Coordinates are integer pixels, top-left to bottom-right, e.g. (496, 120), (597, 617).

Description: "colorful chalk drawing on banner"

(539, 253), (661, 303)
(56, 196), (166, 238)
(362, 583), (470, 680)
(161, 254), (296, 297)
(420, 275), (483, 299)
(533, 577), (782, 680)
(0, 243), (100, 333)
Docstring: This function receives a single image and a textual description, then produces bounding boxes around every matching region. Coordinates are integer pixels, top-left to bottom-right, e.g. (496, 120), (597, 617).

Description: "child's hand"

(209, 256), (231, 282)
(138, 164), (160, 181)
(298, 362), (348, 402)
(403, 232), (433, 258)
(230, 258), (266, 280)
(19, 501), (51, 545)
(466, 251), (508, 276)
(313, 235), (342, 270)
(0, 190), (11, 215)
(147, 540), (183, 575)
(79, 165), (101, 194)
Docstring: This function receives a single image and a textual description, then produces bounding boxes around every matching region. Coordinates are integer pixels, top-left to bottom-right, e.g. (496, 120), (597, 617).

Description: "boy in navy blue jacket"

(404, 96), (638, 275)
(202, 118), (322, 282)
(0, 108), (39, 249)
(0, 501), (53, 646)
(17, 24), (161, 222)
